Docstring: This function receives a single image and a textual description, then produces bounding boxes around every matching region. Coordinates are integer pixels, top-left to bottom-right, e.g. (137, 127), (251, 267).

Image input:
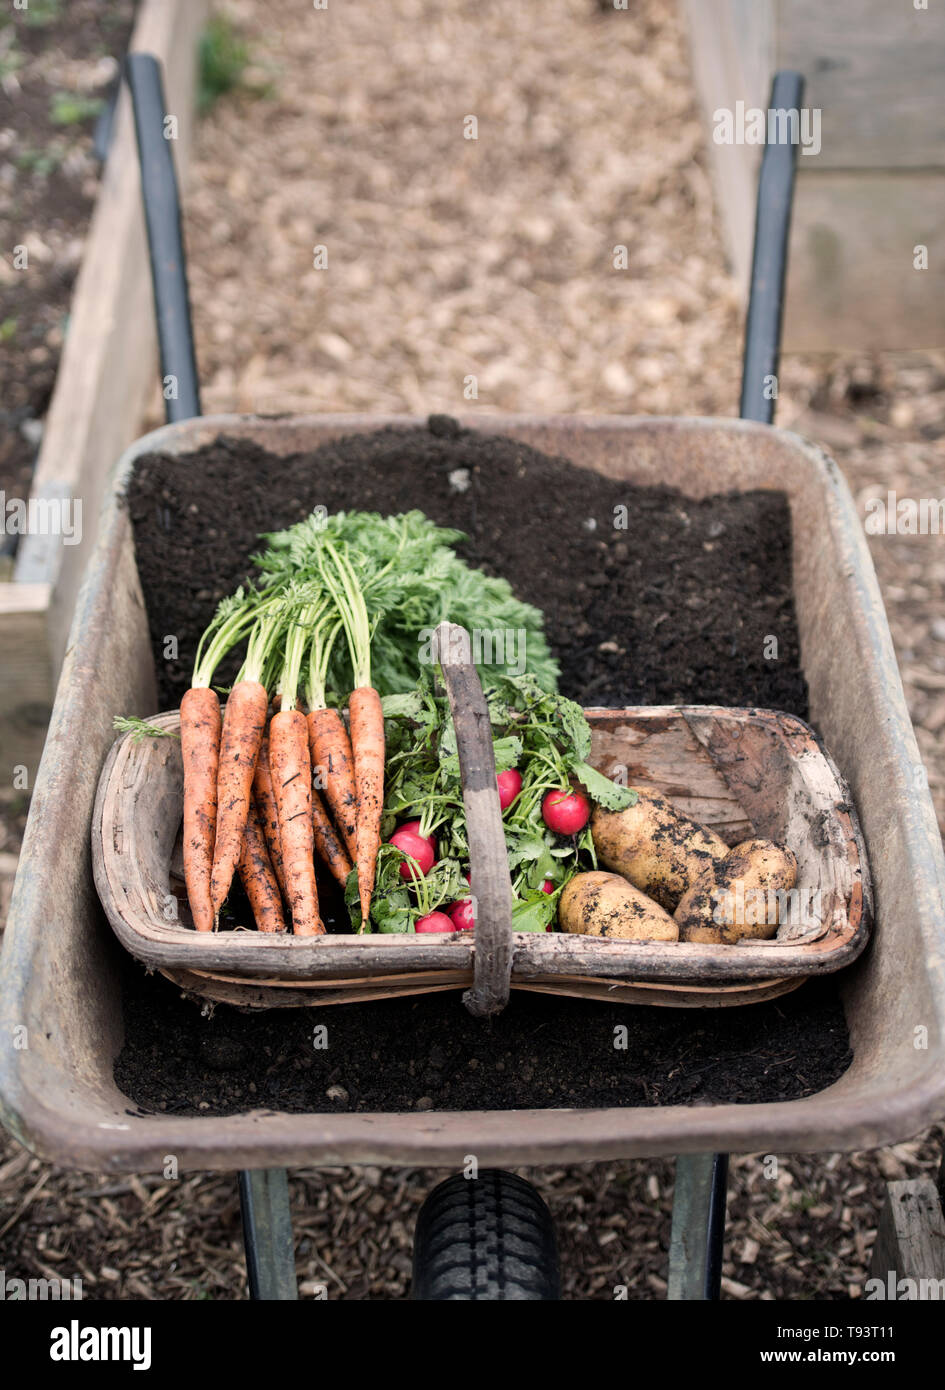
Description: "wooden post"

(870, 1179), (945, 1296)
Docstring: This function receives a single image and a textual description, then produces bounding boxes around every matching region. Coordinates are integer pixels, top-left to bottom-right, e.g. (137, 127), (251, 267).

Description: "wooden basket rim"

(92, 700), (872, 992)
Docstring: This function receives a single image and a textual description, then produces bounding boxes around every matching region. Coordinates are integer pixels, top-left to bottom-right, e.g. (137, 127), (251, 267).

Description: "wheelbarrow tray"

(2, 414), (943, 1172)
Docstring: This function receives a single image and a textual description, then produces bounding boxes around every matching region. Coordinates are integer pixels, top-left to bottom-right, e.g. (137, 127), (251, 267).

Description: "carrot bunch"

(177, 557), (385, 935)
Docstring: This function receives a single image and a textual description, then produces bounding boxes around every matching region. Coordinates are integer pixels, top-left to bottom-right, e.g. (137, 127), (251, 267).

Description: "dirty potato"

(674, 839), (798, 944)
(591, 789), (729, 911)
(558, 871), (679, 941)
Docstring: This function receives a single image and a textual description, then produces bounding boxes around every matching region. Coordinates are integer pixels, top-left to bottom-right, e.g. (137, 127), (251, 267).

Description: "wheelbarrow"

(1, 58), (943, 1302)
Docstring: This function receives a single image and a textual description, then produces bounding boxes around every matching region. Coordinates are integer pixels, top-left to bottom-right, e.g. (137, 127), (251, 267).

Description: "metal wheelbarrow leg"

(239, 1171), (299, 1301)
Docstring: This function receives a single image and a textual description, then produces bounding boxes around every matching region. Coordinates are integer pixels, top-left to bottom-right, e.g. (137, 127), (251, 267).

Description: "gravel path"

(2, 0), (944, 1300)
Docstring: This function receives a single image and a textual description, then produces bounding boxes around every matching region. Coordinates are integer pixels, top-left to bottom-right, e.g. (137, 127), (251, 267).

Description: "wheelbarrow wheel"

(412, 1169), (560, 1300)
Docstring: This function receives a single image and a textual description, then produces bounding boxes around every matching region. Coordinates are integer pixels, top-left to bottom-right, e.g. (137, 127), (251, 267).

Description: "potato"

(591, 789), (729, 911)
(674, 839), (798, 944)
(558, 871), (679, 941)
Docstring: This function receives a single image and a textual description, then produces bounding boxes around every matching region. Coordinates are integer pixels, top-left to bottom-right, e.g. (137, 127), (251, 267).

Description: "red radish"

(540, 879), (554, 894)
(415, 911), (456, 934)
(398, 818), (430, 842)
(542, 788), (591, 835)
(497, 768), (523, 810)
(448, 898), (476, 931)
(389, 823), (436, 880)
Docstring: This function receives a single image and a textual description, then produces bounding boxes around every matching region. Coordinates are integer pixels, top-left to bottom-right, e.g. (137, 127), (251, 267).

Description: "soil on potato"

(116, 418), (849, 1117)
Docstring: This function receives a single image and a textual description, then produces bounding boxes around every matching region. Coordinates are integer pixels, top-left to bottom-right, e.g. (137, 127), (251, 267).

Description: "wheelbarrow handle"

(435, 621), (514, 1017)
(125, 53), (202, 424)
(739, 69), (805, 425)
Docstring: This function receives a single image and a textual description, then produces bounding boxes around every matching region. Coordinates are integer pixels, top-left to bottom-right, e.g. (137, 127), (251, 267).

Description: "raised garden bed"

(2, 413), (942, 1172)
(0, 0), (205, 776)
(0, 0), (137, 508)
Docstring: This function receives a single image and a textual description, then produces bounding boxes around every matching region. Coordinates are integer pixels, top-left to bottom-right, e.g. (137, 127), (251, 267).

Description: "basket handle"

(435, 622), (513, 1017)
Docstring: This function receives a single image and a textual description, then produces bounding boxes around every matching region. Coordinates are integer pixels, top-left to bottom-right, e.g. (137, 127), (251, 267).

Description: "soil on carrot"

(115, 418), (848, 1117)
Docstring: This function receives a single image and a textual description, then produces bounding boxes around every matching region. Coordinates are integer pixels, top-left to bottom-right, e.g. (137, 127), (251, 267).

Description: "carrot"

(252, 737), (287, 898)
(209, 600), (283, 914)
(348, 685), (385, 922)
(180, 686), (221, 933)
(209, 678), (269, 913)
(317, 542), (384, 926)
(305, 614), (358, 858)
(180, 592), (258, 932)
(238, 799), (286, 933)
(310, 782), (354, 888)
(269, 599), (324, 935)
(308, 708), (357, 856)
(270, 708), (323, 935)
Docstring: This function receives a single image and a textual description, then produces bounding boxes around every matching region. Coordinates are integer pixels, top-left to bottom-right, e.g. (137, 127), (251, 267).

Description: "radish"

(497, 768), (523, 811)
(542, 788), (590, 835)
(540, 879), (554, 894)
(389, 821), (436, 880)
(448, 898), (476, 931)
(415, 911), (456, 934)
(396, 818), (435, 851)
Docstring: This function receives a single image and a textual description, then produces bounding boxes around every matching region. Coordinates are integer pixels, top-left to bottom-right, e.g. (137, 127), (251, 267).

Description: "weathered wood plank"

(0, 585), (52, 778)
(682, 0), (945, 348)
(778, 0), (945, 170)
(436, 621), (514, 1017)
(786, 172), (945, 351)
(870, 1179), (945, 1295)
(681, 0), (773, 295)
(156, 965), (803, 1011)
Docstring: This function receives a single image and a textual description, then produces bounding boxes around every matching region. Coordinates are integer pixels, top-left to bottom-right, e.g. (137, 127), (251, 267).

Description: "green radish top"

(351, 669), (635, 935)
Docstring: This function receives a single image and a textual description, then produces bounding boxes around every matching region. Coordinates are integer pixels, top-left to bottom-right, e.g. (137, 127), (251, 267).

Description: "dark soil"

(115, 962), (850, 1116)
(128, 417), (809, 715)
(116, 418), (847, 1118)
(0, 2), (137, 507)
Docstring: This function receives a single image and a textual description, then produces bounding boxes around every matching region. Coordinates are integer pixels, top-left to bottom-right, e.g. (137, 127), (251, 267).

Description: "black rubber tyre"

(411, 1170), (560, 1300)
